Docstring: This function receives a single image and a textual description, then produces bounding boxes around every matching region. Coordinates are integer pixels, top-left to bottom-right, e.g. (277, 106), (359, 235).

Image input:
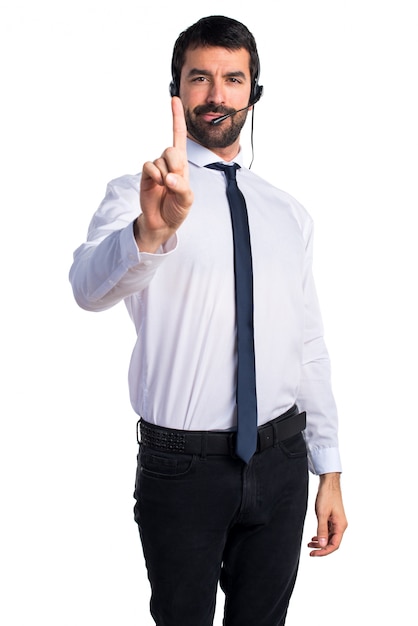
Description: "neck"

(187, 133), (240, 162)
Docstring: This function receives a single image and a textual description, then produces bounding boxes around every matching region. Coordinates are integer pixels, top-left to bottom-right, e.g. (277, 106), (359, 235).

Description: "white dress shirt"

(70, 138), (342, 475)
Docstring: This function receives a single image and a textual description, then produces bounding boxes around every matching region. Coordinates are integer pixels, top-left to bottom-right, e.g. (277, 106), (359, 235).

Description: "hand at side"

(308, 472), (348, 557)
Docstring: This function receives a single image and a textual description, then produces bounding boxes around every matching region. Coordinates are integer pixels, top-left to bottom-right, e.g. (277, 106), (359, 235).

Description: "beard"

(185, 104), (248, 149)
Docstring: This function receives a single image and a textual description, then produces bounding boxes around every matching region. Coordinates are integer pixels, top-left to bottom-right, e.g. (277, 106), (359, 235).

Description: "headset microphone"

(210, 104), (253, 125)
(210, 84), (263, 125)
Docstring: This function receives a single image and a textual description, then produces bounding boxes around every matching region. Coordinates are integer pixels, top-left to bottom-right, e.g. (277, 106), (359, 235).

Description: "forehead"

(182, 46), (251, 75)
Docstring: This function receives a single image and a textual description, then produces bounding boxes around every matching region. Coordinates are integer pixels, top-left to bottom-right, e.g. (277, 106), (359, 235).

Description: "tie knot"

(205, 162), (240, 181)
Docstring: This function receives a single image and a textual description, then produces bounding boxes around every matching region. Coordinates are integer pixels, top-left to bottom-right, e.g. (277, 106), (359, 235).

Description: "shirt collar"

(186, 138), (244, 168)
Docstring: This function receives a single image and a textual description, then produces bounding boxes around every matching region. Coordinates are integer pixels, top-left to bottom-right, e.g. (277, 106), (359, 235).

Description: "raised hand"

(135, 96), (194, 252)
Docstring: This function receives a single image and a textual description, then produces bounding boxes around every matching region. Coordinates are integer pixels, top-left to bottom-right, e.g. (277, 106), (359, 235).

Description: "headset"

(169, 55), (263, 166)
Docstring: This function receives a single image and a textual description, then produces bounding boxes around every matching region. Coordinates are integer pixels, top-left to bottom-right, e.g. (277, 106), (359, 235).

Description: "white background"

(1, 1), (417, 624)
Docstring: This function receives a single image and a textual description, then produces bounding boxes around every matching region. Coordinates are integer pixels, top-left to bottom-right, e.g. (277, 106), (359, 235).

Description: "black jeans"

(133, 430), (308, 626)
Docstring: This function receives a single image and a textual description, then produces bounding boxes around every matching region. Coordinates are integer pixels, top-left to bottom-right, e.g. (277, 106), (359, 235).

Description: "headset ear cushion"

(169, 81), (178, 97)
(251, 83), (263, 105)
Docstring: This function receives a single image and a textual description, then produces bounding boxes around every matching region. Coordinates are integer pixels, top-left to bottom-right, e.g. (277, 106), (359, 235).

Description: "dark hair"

(170, 16), (260, 95)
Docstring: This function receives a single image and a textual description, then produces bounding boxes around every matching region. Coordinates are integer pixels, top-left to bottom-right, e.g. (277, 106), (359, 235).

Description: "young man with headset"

(70, 15), (347, 626)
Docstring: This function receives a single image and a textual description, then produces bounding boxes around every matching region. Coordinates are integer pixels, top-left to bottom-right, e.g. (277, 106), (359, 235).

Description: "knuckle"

(163, 146), (176, 160)
(154, 156), (166, 167)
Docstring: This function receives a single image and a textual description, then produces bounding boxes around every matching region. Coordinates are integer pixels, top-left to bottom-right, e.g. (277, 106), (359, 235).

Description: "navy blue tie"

(206, 162), (258, 463)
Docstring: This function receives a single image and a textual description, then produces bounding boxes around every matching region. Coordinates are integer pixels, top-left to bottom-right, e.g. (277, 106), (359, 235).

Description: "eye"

(226, 76), (244, 85)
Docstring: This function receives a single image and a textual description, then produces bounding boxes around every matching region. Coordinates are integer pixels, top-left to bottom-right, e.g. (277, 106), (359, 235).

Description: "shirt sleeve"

(69, 175), (177, 311)
(296, 219), (343, 475)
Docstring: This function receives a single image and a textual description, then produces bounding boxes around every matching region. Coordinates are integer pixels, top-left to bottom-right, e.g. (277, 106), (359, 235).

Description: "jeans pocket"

(139, 446), (196, 479)
(278, 432), (307, 459)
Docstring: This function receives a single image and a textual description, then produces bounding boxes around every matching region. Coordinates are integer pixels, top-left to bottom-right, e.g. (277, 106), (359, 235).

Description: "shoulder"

(104, 173), (141, 196)
(95, 173), (141, 214)
(90, 173), (142, 228)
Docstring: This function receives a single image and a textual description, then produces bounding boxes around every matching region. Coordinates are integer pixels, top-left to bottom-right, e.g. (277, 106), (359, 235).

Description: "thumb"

(166, 173), (194, 207)
(317, 521), (329, 547)
(165, 173), (178, 189)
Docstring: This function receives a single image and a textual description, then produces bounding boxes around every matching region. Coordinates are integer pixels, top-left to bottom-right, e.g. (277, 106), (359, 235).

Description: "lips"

(194, 105), (232, 124)
(201, 112), (224, 123)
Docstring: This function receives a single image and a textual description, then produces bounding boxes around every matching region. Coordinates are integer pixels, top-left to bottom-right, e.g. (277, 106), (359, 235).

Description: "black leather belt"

(138, 406), (306, 456)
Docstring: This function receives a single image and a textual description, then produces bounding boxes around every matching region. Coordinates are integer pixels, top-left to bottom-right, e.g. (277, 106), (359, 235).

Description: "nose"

(206, 79), (225, 105)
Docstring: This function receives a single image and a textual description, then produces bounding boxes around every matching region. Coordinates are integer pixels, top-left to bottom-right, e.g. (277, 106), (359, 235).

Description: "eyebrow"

(186, 68), (247, 80)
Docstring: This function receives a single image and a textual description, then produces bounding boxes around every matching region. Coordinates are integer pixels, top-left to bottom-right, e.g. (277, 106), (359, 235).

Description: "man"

(70, 15), (347, 626)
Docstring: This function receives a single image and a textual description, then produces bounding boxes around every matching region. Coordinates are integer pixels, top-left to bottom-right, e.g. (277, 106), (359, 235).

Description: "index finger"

(172, 96), (187, 152)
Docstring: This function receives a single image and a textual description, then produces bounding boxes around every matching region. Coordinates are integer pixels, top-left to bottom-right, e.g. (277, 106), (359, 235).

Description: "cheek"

(179, 84), (205, 107)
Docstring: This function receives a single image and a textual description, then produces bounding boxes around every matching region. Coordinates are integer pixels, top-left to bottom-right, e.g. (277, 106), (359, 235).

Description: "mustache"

(193, 104), (236, 117)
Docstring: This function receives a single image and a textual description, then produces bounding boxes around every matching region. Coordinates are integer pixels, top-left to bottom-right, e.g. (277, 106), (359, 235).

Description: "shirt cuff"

(307, 445), (342, 475)
(120, 220), (178, 268)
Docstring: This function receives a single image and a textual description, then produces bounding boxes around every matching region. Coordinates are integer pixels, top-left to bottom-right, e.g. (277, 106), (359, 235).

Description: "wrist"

(319, 472), (341, 487)
(134, 215), (166, 253)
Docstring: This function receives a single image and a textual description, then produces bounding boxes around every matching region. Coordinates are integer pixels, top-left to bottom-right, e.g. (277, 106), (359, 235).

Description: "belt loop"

(201, 432), (208, 459)
(272, 420), (279, 448)
(136, 419), (141, 445)
(228, 432), (237, 459)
